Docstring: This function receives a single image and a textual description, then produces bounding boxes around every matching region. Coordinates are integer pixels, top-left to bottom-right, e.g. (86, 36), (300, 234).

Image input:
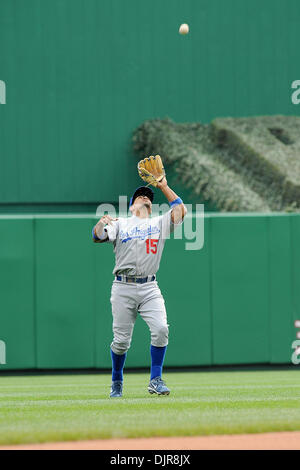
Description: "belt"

(115, 275), (156, 284)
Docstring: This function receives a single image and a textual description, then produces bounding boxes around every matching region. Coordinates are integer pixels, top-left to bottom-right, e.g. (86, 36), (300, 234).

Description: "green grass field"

(1, 369), (300, 445)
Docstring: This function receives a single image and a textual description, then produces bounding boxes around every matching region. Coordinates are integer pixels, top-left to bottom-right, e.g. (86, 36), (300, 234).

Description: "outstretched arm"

(157, 177), (187, 224)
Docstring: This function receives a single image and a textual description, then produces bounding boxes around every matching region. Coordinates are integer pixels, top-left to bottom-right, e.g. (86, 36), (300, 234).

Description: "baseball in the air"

(179, 23), (189, 35)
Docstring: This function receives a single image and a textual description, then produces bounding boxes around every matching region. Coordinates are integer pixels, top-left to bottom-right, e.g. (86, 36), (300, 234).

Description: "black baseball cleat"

(110, 380), (123, 398)
(148, 376), (170, 395)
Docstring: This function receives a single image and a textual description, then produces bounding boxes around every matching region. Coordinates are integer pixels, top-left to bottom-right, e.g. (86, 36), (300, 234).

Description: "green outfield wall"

(0, 0), (299, 210)
(0, 213), (296, 370)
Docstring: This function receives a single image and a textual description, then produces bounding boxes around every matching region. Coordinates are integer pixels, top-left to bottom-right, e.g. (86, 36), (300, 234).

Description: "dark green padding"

(0, 218), (35, 369)
(268, 215), (294, 363)
(0, 213), (298, 370)
(290, 216), (300, 347)
(35, 217), (96, 368)
(211, 215), (270, 364)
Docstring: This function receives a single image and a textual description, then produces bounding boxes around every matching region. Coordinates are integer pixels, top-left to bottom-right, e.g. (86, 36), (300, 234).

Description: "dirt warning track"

(1, 431), (300, 450)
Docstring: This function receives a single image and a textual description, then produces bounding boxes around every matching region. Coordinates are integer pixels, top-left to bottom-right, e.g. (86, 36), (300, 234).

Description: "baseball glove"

(137, 155), (166, 187)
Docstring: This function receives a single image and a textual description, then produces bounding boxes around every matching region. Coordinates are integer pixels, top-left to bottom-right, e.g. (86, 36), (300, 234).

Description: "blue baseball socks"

(110, 349), (127, 382)
(111, 346), (167, 382)
(150, 345), (167, 380)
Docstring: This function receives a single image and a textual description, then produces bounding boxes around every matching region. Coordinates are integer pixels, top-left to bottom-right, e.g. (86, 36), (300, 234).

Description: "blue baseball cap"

(129, 186), (154, 206)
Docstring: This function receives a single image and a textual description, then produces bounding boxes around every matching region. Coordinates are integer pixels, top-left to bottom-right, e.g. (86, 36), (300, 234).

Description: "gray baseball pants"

(110, 280), (169, 355)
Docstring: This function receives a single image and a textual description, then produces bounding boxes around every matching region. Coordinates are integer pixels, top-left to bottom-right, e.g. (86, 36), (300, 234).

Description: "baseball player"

(92, 155), (187, 397)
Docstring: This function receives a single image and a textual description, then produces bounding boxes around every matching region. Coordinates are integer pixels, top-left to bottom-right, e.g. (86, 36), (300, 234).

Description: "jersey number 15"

(146, 239), (158, 254)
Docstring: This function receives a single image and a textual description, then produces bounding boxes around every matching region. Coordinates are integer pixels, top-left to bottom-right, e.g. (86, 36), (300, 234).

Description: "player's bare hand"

(99, 215), (118, 226)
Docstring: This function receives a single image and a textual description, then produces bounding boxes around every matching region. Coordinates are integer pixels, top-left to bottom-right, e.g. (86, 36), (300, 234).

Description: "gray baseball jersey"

(95, 208), (182, 356)
(102, 209), (179, 276)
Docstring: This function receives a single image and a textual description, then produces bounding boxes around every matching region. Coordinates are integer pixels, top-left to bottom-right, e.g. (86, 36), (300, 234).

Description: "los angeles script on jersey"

(120, 225), (160, 243)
